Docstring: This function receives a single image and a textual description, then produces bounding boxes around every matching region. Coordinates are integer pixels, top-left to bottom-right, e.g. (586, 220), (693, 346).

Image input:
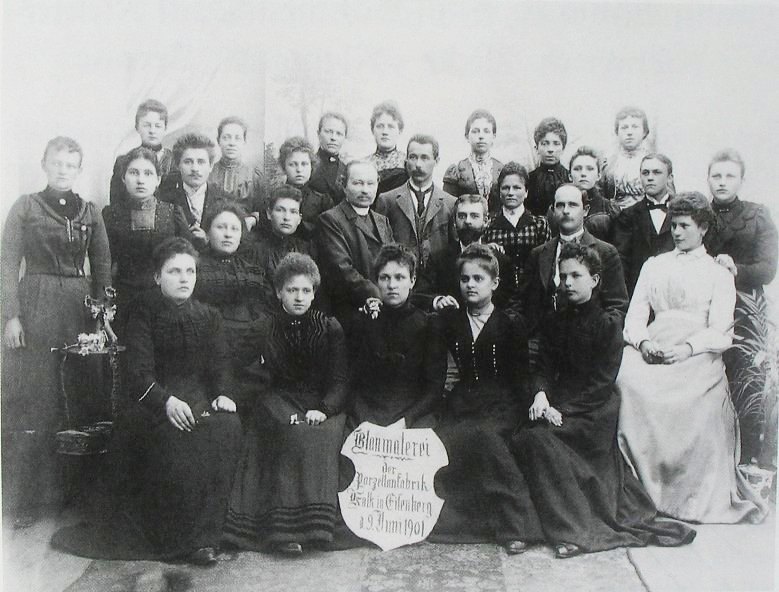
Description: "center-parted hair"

(152, 237), (199, 275)
(201, 200), (248, 233)
(272, 252), (321, 293)
(667, 191), (715, 229)
(121, 146), (161, 177)
(533, 117), (568, 148)
(457, 243), (499, 279)
(614, 106), (649, 137)
(558, 242), (602, 277)
(569, 146), (603, 173)
(373, 244), (417, 279)
(465, 109), (497, 135)
(370, 101), (404, 133)
(318, 112), (349, 136)
(172, 133), (217, 165)
(217, 116), (248, 140)
(497, 161), (529, 188)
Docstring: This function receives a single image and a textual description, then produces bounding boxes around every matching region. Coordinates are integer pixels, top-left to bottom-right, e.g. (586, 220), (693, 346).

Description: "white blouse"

(623, 246), (735, 355)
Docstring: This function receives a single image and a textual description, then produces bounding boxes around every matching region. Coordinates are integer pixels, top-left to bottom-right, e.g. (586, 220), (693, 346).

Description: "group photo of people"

(1, 1), (778, 590)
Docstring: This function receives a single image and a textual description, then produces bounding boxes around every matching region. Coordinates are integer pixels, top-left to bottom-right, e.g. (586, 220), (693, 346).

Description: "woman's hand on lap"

(639, 340), (663, 364)
(212, 396), (237, 413)
(305, 410), (327, 426)
(4, 317), (25, 349)
(544, 407), (563, 427)
(529, 391), (550, 421)
(662, 344), (693, 365)
(166, 396), (196, 432)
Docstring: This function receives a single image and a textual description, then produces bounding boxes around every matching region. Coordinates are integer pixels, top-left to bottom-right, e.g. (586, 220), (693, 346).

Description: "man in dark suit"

(375, 134), (456, 293)
(158, 133), (233, 248)
(516, 184), (628, 334)
(309, 112), (348, 204)
(316, 160), (394, 324)
(110, 99), (177, 204)
(612, 153), (675, 295)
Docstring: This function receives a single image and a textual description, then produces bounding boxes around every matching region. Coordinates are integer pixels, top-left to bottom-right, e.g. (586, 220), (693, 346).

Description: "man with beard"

(413, 193), (506, 310)
(109, 99), (177, 203)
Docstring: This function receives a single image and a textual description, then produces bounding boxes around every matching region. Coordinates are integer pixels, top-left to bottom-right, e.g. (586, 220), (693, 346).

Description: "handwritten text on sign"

(339, 422), (448, 551)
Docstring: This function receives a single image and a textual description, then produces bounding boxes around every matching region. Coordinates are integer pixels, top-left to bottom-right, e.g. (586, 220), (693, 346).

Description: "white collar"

(467, 302), (494, 319)
(646, 193), (670, 205)
(674, 245), (707, 259)
(559, 228), (585, 243)
(409, 180), (434, 194)
(502, 205), (525, 225)
(349, 203), (371, 217)
(183, 182), (207, 199)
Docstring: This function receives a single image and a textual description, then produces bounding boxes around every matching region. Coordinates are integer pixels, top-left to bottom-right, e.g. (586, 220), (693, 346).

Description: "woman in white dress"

(617, 192), (767, 524)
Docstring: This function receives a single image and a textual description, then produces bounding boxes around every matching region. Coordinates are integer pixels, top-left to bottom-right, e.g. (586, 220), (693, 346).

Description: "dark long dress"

(430, 307), (544, 544)
(1, 189), (112, 510)
(511, 299), (695, 551)
(193, 247), (268, 410)
(102, 196), (193, 334)
(224, 309), (349, 549)
(348, 301), (446, 429)
(121, 290), (242, 558)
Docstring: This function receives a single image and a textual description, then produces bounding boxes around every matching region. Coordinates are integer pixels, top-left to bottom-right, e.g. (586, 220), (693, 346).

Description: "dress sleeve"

(1, 196), (27, 322)
(598, 243), (629, 320)
(612, 208), (634, 283)
(622, 258), (653, 349)
(686, 266), (735, 355)
(736, 205), (778, 290)
(442, 163), (462, 197)
(87, 203), (113, 294)
(125, 300), (170, 413)
(320, 317), (350, 414)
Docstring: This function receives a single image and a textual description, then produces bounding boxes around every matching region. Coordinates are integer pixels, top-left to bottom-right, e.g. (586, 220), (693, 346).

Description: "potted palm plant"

(732, 291), (778, 502)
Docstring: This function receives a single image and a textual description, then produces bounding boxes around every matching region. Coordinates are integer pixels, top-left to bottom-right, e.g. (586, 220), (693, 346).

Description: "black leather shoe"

(187, 546), (218, 566)
(276, 542), (303, 555)
(554, 542), (582, 559)
(504, 540), (530, 555)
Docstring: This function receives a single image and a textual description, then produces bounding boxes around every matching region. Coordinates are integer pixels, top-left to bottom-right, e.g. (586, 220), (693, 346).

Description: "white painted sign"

(339, 421), (448, 551)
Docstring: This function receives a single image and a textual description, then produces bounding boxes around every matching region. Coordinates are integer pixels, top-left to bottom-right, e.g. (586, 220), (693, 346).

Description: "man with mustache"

(612, 153), (675, 295)
(159, 133), (233, 249)
(516, 184), (628, 335)
(375, 134), (456, 294)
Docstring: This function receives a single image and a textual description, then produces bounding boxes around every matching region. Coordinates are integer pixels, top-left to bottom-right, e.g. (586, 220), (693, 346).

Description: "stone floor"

(2, 507), (775, 592)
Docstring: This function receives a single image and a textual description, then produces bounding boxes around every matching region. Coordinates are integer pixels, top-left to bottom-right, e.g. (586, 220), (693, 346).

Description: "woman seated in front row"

(224, 253), (348, 555)
(430, 243), (544, 553)
(123, 237), (242, 565)
(350, 244), (447, 429)
(511, 243), (695, 558)
(617, 192), (768, 524)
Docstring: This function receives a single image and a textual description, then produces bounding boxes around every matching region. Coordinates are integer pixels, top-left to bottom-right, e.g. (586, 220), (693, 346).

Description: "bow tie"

(646, 202), (668, 212)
